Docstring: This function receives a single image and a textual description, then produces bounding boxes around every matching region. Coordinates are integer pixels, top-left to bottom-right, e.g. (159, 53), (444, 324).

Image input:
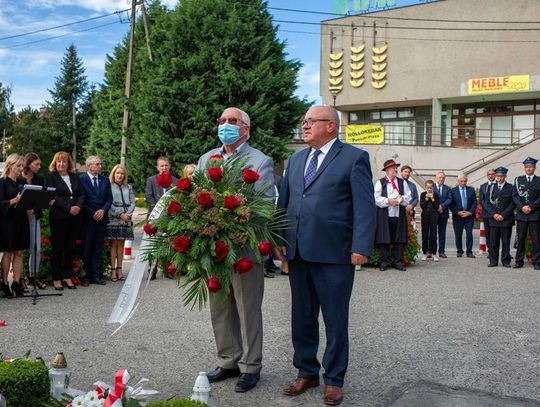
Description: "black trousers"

(437, 216), (448, 254)
(421, 212), (438, 254)
(515, 220), (540, 266)
(50, 217), (80, 281)
(489, 226), (512, 266)
(378, 218), (404, 267)
(482, 217), (491, 252)
(452, 217), (474, 255)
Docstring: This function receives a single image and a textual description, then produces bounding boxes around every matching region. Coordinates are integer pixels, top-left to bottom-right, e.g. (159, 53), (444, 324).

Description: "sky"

(0, 0), (430, 111)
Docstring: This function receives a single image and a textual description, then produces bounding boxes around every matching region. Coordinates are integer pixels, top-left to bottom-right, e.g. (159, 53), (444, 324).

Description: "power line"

(4, 21), (122, 49)
(0, 8), (130, 42)
(268, 6), (540, 24)
(274, 19), (540, 32)
(278, 29), (540, 43)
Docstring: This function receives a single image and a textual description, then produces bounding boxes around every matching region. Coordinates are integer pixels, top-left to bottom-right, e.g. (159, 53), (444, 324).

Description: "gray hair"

(238, 109), (250, 126)
(458, 174), (468, 181)
(86, 155), (101, 167)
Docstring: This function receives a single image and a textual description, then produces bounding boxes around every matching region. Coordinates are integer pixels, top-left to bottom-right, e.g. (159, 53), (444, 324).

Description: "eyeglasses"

(302, 118), (331, 127)
(91, 162), (102, 166)
(216, 117), (245, 126)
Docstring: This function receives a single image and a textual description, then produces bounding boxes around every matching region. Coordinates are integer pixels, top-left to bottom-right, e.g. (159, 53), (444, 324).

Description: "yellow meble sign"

(345, 124), (384, 144)
(468, 75), (530, 94)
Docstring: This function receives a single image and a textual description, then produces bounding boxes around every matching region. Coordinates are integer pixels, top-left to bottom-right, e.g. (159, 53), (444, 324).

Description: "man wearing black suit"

(79, 156), (113, 285)
(278, 105), (376, 406)
(479, 169), (496, 254)
(450, 175), (477, 258)
(512, 157), (540, 270)
(434, 171), (453, 258)
(487, 167), (515, 268)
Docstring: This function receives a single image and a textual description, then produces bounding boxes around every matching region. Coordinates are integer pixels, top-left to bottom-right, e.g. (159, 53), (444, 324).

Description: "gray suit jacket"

(144, 173), (178, 210)
(197, 143), (275, 201)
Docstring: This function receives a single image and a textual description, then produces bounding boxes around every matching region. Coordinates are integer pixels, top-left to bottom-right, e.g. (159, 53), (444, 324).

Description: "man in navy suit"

(479, 169), (496, 255)
(434, 171), (453, 258)
(450, 174), (477, 258)
(278, 105), (376, 406)
(79, 155), (113, 286)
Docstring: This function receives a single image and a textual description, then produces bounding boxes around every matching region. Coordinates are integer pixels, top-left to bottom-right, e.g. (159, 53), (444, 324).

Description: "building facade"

(314, 0), (540, 185)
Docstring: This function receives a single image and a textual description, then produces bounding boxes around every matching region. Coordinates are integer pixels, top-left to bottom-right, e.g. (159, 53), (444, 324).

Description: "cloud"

(296, 61), (321, 103)
(27, 0), (178, 13)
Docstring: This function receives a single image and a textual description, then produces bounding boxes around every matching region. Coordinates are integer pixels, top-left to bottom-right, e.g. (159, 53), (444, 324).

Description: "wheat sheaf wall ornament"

(328, 29), (344, 96)
(371, 22), (388, 89)
(349, 23), (365, 88)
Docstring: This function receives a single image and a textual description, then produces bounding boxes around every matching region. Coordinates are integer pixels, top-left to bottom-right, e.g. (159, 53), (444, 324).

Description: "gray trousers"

(209, 263), (264, 374)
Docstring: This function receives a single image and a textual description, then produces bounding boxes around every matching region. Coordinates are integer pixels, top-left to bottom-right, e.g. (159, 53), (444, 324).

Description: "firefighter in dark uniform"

(512, 157), (540, 270)
(487, 167), (515, 268)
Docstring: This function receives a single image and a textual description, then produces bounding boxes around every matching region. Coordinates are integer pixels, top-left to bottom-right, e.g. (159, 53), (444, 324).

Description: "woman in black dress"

(0, 154), (30, 297)
(19, 152), (48, 290)
(46, 152), (84, 290)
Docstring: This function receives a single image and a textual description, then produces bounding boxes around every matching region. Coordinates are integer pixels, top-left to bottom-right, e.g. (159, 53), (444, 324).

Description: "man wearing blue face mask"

(197, 107), (275, 393)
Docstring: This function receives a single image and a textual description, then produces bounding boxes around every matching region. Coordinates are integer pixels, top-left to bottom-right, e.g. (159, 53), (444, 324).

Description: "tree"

(46, 44), (91, 163)
(8, 107), (52, 164)
(0, 83), (14, 161)
(88, 0), (309, 191)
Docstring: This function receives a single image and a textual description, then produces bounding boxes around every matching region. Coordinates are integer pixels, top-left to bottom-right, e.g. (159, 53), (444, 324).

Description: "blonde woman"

(106, 164), (135, 281)
(183, 163), (197, 179)
(0, 154), (30, 297)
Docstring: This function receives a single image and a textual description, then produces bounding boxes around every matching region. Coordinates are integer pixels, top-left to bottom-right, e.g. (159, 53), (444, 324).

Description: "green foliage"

(0, 359), (50, 406)
(46, 44), (93, 163)
(8, 107), (52, 164)
(0, 82), (14, 135)
(89, 0), (309, 191)
(147, 398), (207, 407)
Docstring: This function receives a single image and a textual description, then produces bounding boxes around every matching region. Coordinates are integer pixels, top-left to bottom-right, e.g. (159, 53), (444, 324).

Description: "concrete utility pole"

(72, 99), (77, 162)
(120, 0), (137, 166)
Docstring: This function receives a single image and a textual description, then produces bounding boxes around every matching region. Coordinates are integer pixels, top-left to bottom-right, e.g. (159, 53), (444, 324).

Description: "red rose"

(207, 277), (222, 293)
(242, 169), (260, 184)
(214, 240), (229, 261)
(143, 223), (158, 236)
(173, 235), (190, 253)
(233, 257), (254, 274)
(209, 154), (224, 161)
(167, 200), (182, 216)
(258, 241), (273, 256)
(223, 195), (241, 211)
(166, 262), (177, 277)
(198, 192), (213, 208)
(156, 171), (173, 188)
(208, 167), (223, 182)
(176, 178), (192, 191)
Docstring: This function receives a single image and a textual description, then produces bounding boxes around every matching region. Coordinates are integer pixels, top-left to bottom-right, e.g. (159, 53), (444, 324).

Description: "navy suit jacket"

(277, 140), (376, 264)
(435, 184), (452, 219)
(479, 182), (494, 219)
(450, 186), (477, 219)
(79, 173), (113, 224)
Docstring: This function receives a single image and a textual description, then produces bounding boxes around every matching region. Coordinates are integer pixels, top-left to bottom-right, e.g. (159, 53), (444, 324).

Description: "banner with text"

(468, 75), (530, 95)
(345, 124), (384, 144)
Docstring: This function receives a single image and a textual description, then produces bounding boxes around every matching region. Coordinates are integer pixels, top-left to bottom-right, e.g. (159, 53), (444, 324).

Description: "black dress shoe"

(466, 253), (476, 258)
(457, 253), (463, 258)
(513, 264), (523, 269)
(379, 266), (387, 271)
(502, 264), (511, 268)
(91, 279), (106, 285)
(207, 367), (240, 383)
(81, 279), (90, 287)
(235, 373), (260, 393)
(534, 265), (540, 270)
(264, 269), (275, 278)
(488, 263), (498, 267)
(395, 265), (407, 271)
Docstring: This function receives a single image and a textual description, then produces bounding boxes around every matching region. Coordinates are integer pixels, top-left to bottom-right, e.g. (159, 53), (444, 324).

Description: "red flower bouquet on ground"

(143, 156), (286, 308)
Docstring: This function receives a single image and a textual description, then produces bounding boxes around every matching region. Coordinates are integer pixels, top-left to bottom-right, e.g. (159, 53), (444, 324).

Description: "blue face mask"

(218, 123), (241, 145)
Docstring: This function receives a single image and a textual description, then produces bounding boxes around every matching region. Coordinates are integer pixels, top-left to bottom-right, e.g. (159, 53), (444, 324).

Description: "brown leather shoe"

(439, 253), (448, 258)
(283, 378), (320, 396)
(324, 385), (343, 405)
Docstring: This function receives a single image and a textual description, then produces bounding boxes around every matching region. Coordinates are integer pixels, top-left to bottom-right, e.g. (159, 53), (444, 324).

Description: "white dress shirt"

(374, 176), (411, 217)
(304, 138), (337, 175)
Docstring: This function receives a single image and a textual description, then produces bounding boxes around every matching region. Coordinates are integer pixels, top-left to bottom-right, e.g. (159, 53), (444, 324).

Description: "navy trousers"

(81, 220), (106, 282)
(452, 217), (474, 255)
(289, 256), (354, 387)
(437, 216), (449, 254)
